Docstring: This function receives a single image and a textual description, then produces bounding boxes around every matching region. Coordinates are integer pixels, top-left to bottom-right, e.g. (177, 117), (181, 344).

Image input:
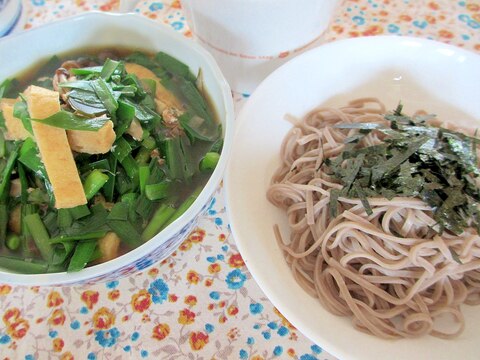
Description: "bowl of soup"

(0, 12), (234, 285)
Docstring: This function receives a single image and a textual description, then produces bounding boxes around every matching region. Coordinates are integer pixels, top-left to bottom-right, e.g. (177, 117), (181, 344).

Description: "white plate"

(224, 36), (480, 360)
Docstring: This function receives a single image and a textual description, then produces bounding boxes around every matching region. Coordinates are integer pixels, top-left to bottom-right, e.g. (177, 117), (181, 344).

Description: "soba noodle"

(267, 98), (480, 339)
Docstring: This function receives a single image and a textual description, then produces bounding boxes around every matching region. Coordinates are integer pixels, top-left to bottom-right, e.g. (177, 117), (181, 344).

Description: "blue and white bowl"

(0, 12), (234, 286)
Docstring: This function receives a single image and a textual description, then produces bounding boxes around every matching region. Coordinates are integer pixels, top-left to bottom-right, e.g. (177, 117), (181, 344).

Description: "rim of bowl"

(0, 12), (235, 285)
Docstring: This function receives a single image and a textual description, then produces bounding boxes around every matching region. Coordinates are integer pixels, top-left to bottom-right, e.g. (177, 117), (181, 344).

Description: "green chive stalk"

(67, 240), (97, 272)
(83, 169), (109, 200)
(163, 186), (203, 228)
(0, 256), (50, 274)
(24, 213), (53, 261)
(141, 203), (176, 241)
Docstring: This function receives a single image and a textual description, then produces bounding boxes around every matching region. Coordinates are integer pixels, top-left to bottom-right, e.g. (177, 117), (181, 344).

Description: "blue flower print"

(0, 334), (11, 344)
(299, 354), (318, 360)
(148, 278), (169, 304)
(277, 326), (289, 336)
(70, 320), (80, 330)
(273, 346), (283, 356)
(209, 291), (220, 300)
(205, 323), (214, 333)
(149, 2), (163, 11)
(95, 327), (121, 348)
(388, 24), (400, 33)
(239, 349), (248, 359)
(171, 21), (184, 31)
(106, 281), (119, 289)
(225, 269), (247, 289)
(249, 303), (263, 315)
(267, 321), (278, 329)
(352, 15), (365, 25)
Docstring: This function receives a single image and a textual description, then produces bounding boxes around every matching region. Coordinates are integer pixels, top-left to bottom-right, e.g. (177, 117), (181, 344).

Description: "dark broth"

(0, 48), (222, 272)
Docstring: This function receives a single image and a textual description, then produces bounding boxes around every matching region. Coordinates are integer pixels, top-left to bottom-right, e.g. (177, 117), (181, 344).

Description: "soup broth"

(0, 48), (223, 273)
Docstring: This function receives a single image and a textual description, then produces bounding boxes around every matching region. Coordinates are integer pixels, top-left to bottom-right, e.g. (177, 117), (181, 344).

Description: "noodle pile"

(267, 98), (480, 339)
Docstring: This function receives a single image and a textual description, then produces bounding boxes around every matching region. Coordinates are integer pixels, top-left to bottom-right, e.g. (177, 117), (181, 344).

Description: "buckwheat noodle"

(267, 98), (480, 339)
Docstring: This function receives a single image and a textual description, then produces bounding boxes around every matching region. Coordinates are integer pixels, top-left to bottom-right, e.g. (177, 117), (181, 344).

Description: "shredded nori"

(327, 104), (480, 235)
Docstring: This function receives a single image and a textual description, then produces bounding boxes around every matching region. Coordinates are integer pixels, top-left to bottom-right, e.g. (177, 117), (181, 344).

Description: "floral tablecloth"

(1, 1), (479, 359)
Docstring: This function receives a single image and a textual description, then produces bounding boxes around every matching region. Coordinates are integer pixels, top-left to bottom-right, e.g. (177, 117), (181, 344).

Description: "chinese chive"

(69, 205), (91, 220)
(67, 240), (97, 272)
(145, 182), (170, 201)
(100, 58), (120, 80)
(107, 220), (142, 248)
(57, 209), (73, 230)
(141, 203), (176, 241)
(0, 256), (54, 274)
(139, 166), (150, 195)
(112, 136), (132, 162)
(91, 78), (118, 115)
(83, 169), (109, 200)
(31, 111), (109, 131)
(0, 143), (19, 199)
(121, 154), (139, 180)
(163, 186), (202, 228)
(50, 231), (107, 244)
(24, 213), (53, 262)
(0, 205), (7, 246)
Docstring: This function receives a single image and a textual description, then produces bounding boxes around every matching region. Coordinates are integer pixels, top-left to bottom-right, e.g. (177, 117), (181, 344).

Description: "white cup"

(180, 0), (340, 94)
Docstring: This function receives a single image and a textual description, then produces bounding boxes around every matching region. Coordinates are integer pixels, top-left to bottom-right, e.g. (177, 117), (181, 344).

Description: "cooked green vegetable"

(199, 152), (220, 171)
(0, 143), (19, 199)
(327, 104), (480, 234)
(0, 256), (62, 274)
(13, 98), (33, 135)
(0, 79), (12, 99)
(83, 169), (109, 200)
(31, 111), (109, 131)
(141, 203), (176, 241)
(6, 233), (21, 251)
(67, 240), (97, 272)
(145, 181), (170, 201)
(0, 49), (222, 273)
(24, 213), (53, 262)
